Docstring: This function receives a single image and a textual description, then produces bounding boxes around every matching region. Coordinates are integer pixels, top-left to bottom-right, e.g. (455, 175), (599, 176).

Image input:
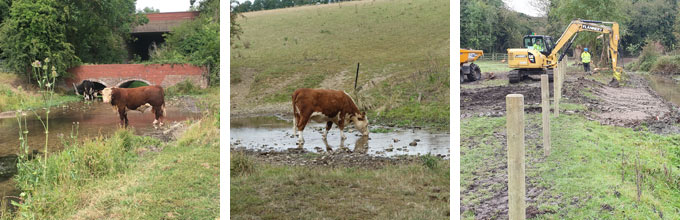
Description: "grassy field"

(231, 153), (450, 219)
(461, 109), (680, 219)
(2, 89), (220, 219)
(231, 0), (449, 128)
(472, 60), (512, 73)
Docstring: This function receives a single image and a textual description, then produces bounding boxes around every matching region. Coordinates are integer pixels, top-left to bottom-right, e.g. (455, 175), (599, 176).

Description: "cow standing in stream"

(292, 88), (369, 144)
(101, 86), (166, 128)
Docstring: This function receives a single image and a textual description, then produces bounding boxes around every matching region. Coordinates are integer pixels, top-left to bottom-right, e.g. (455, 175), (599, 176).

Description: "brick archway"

(65, 64), (208, 89)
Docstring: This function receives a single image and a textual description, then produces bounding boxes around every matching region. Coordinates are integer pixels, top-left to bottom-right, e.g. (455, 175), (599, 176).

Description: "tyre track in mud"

(460, 83), (546, 118)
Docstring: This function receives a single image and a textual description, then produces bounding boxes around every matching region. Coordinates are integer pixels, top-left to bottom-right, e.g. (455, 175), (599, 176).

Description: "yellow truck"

(506, 19), (622, 84)
(460, 49), (484, 83)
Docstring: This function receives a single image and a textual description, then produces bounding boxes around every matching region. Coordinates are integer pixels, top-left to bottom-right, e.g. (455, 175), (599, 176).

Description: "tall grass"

(4, 88), (220, 219)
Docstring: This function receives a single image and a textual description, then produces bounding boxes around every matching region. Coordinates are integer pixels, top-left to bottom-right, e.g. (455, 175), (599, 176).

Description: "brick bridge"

(65, 64), (208, 89)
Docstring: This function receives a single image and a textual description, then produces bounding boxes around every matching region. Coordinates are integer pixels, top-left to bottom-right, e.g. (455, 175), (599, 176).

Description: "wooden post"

(506, 94), (525, 220)
(554, 63), (560, 117)
(354, 63), (360, 90)
(541, 75), (551, 156)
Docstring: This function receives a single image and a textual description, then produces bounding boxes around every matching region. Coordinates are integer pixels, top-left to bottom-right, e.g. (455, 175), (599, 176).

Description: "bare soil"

(461, 71), (678, 131)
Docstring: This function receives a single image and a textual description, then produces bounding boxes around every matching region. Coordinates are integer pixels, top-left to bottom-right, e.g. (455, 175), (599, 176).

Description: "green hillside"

(230, 0), (450, 128)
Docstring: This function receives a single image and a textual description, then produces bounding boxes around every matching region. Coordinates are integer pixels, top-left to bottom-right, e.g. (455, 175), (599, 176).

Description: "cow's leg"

(292, 102), (298, 135)
(338, 114), (347, 140)
(118, 108), (128, 127)
(296, 111), (312, 144)
(323, 121), (332, 139)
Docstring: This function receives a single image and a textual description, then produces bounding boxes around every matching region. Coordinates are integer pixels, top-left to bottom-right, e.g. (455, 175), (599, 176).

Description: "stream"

(230, 115), (450, 159)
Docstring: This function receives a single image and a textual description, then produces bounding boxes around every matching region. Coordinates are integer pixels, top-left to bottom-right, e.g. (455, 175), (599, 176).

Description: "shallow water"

(0, 99), (201, 205)
(648, 75), (680, 106)
(230, 115), (450, 158)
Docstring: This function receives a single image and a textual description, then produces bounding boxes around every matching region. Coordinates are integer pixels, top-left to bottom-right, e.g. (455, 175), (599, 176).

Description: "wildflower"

(35, 61), (41, 68)
(51, 70), (58, 78)
(44, 57), (50, 63)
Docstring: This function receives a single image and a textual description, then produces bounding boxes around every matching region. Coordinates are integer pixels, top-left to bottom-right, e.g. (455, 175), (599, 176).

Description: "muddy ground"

(460, 70), (680, 219)
(231, 146), (430, 169)
(461, 71), (680, 132)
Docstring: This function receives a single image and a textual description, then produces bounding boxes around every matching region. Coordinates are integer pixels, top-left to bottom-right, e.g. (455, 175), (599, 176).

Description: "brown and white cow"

(101, 86), (166, 128)
(292, 88), (369, 144)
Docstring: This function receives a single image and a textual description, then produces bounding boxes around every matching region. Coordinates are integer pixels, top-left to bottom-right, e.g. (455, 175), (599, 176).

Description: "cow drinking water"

(101, 86), (166, 128)
(292, 88), (369, 144)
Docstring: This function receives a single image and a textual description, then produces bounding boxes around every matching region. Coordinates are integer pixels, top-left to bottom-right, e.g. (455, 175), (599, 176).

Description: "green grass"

(0, 72), (79, 112)
(461, 112), (680, 219)
(472, 60), (512, 73)
(126, 81), (148, 88)
(4, 90), (220, 219)
(231, 0), (449, 128)
(231, 154), (450, 219)
(371, 101), (449, 129)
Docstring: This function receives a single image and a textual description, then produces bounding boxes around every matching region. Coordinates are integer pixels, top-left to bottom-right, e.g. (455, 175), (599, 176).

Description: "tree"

(156, 0), (220, 86)
(0, 0), (78, 80)
(138, 6), (161, 13)
(460, 0), (498, 52)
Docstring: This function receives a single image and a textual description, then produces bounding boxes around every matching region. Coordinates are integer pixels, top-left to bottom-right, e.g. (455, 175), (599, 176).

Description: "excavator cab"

(523, 35), (555, 56)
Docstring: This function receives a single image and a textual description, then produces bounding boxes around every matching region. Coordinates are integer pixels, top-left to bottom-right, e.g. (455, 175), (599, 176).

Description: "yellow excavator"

(507, 19), (622, 84)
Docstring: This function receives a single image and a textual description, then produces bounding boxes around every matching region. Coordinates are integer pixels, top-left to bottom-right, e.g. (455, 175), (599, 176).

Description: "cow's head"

(102, 88), (114, 103)
(351, 112), (369, 136)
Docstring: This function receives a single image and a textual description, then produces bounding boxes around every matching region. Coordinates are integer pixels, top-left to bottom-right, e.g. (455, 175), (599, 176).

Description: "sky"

(136, 0), (193, 12)
(503, 0), (543, 17)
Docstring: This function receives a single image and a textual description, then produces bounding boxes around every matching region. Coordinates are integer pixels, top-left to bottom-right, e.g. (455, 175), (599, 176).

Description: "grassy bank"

(461, 111), (680, 219)
(0, 72), (79, 112)
(231, 0), (449, 128)
(231, 153), (450, 219)
(3, 89), (219, 219)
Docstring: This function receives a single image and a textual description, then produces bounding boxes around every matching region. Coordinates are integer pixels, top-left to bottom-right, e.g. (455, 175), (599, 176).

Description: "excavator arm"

(550, 19), (622, 80)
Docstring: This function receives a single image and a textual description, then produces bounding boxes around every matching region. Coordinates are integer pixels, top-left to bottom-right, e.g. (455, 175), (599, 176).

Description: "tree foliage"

(0, 0), (144, 79)
(153, 0), (220, 86)
(461, 0), (534, 53)
(0, 0), (78, 79)
(464, 0), (680, 58)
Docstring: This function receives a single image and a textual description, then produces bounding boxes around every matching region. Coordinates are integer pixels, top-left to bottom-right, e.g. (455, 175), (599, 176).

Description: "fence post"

(541, 75), (551, 156)
(554, 63), (561, 117)
(506, 94), (525, 220)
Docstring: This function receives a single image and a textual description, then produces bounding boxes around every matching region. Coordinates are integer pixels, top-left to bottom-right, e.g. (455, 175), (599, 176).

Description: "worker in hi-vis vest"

(581, 48), (591, 73)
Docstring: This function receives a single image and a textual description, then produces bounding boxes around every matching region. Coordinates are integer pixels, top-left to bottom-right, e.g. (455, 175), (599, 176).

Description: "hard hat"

(584, 48), (589, 51)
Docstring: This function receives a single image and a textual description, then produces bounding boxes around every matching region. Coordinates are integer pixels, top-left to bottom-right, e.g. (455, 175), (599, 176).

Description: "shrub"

(165, 80), (202, 96)
(636, 42), (662, 71)
(420, 154), (440, 170)
(650, 55), (680, 75)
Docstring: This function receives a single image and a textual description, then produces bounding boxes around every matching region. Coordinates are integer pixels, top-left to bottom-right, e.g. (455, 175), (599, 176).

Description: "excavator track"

(508, 70), (521, 84)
